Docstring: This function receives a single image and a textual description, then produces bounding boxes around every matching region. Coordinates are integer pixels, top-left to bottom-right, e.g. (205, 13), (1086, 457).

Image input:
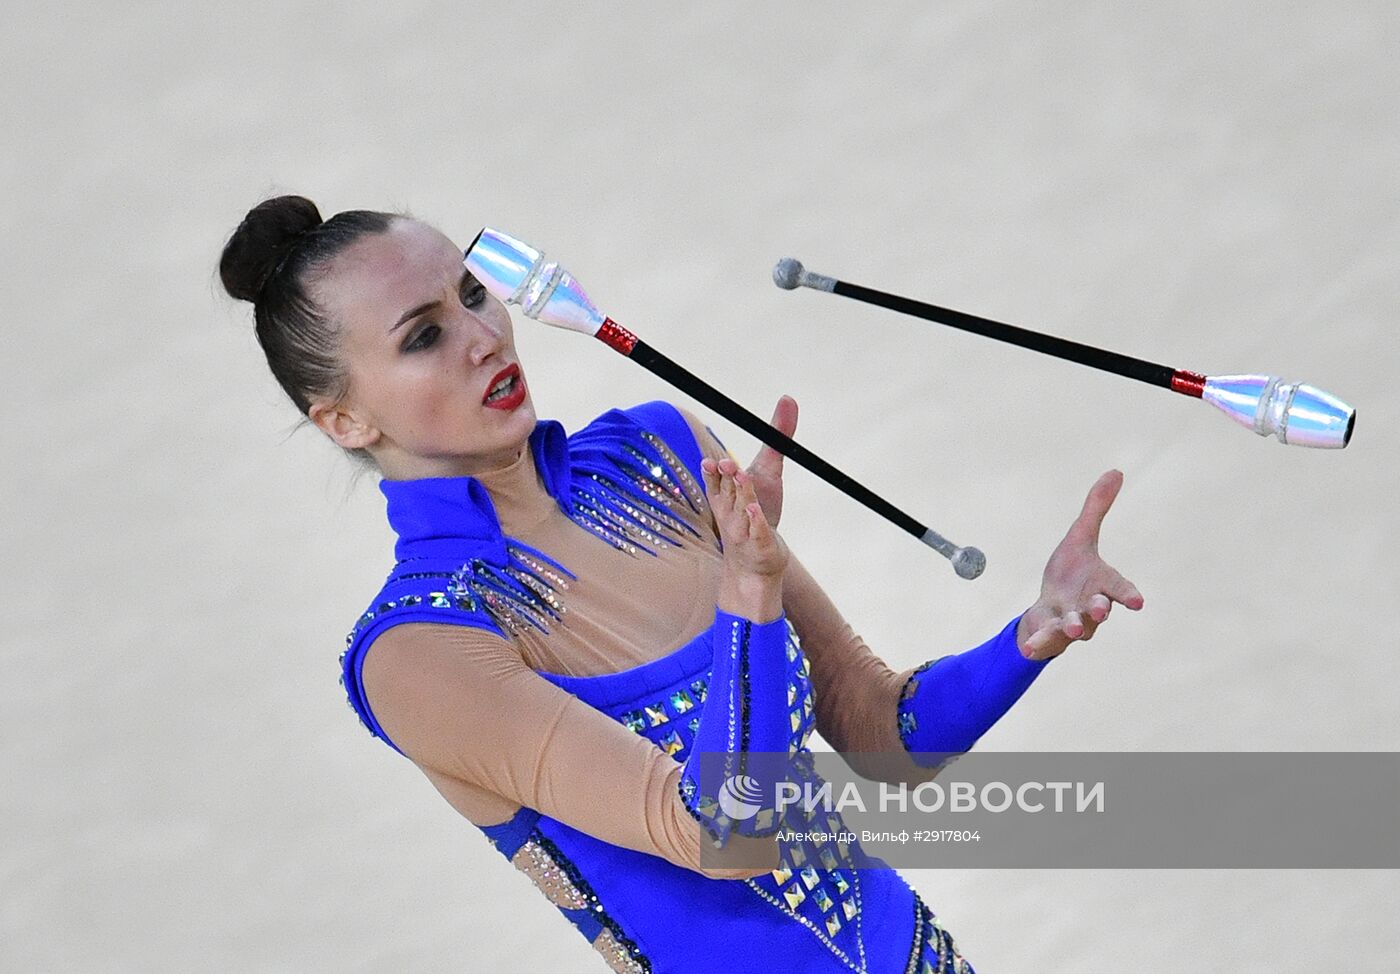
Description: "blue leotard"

(339, 400), (1049, 973)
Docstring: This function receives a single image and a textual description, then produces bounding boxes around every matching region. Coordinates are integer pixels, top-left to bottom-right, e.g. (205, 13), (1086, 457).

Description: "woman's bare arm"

(360, 621), (777, 879)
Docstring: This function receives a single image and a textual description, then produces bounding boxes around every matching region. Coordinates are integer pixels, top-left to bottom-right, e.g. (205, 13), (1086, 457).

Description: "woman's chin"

(499, 401), (538, 450)
(508, 398), (537, 429)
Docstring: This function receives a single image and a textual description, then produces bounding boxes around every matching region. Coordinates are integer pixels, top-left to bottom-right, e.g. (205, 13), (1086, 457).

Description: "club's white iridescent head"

(464, 228), (605, 336)
(1202, 375), (1355, 448)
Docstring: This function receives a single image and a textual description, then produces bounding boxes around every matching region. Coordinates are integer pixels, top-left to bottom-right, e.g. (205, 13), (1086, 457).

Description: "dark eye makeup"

(405, 323), (440, 352)
(461, 280), (487, 308)
(401, 276), (488, 353)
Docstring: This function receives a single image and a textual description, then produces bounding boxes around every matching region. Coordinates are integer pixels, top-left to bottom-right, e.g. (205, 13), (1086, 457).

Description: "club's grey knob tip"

(952, 547), (986, 580)
(773, 258), (804, 290)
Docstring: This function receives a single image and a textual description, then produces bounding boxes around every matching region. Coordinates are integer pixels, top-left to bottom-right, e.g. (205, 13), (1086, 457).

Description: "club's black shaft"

(629, 338), (931, 540)
(833, 280), (1178, 390)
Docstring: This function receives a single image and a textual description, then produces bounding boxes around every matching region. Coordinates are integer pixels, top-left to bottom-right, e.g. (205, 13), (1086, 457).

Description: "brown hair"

(219, 195), (396, 468)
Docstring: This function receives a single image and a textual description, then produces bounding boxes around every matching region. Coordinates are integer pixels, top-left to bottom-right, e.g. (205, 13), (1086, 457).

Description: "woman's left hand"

(1017, 469), (1145, 661)
(743, 395), (799, 527)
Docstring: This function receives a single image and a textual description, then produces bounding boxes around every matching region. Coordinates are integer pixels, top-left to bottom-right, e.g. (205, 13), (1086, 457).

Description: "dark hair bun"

(220, 195), (324, 303)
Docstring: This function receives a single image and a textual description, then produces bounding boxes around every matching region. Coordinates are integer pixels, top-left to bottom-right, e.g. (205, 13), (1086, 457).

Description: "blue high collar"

(378, 418), (572, 567)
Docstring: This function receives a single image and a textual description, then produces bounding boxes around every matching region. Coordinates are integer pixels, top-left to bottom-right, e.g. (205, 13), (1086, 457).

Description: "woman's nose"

(465, 313), (505, 365)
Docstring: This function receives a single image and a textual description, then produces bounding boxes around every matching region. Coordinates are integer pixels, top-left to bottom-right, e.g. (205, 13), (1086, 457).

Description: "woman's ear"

(309, 399), (381, 450)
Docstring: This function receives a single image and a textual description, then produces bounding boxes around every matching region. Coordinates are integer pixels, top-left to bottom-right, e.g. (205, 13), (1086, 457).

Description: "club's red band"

(597, 317), (638, 355)
(1170, 369), (1207, 398)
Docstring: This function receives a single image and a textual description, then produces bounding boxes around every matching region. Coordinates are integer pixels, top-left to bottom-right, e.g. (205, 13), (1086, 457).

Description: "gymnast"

(219, 195), (1144, 973)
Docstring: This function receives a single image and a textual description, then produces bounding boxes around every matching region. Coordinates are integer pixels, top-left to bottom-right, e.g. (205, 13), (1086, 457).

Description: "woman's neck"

(375, 421), (567, 534)
(469, 440), (557, 533)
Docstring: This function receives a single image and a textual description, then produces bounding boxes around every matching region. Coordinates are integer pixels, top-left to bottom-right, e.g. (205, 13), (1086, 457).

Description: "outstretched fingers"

(1086, 593), (1113, 623)
(1021, 618), (1062, 658)
(1069, 469), (1125, 546)
(1102, 568), (1145, 611)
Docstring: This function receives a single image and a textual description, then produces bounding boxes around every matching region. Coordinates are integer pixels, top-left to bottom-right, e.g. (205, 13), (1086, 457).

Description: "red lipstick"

(482, 363), (526, 410)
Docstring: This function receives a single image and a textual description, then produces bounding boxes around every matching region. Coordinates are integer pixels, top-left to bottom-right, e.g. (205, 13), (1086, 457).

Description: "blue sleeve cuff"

(896, 613), (1050, 766)
(679, 607), (807, 844)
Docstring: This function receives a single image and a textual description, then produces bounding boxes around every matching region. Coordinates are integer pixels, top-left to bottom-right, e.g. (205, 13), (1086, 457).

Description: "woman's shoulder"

(339, 564), (516, 752)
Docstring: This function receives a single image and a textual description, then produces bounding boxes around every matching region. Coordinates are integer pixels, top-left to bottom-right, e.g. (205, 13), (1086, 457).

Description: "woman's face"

(310, 218), (537, 479)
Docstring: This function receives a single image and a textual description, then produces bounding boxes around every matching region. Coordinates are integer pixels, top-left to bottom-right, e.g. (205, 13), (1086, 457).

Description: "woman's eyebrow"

(388, 268), (472, 333)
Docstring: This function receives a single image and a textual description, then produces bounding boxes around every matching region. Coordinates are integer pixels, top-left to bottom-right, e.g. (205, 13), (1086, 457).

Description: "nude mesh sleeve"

(781, 554), (1047, 777)
(359, 620), (775, 878)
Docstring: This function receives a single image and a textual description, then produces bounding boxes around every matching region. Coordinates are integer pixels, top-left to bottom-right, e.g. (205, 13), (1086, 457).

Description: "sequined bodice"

(339, 400), (970, 974)
(537, 618), (880, 970)
(487, 616), (966, 974)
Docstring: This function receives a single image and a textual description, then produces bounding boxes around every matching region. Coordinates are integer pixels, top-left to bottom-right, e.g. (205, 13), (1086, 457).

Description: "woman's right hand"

(701, 456), (788, 622)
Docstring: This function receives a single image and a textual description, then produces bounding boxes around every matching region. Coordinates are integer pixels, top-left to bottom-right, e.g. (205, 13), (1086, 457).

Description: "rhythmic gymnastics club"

(464, 228), (987, 580)
(773, 260), (1356, 449)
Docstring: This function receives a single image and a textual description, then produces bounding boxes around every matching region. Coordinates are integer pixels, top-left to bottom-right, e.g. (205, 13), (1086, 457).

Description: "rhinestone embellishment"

(449, 543), (575, 637)
(594, 927), (650, 974)
(905, 893), (975, 974)
(342, 420), (715, 677)
(599, 619), (860, 970)
(566, 429), (713, 557)
(511, 838), (589, 910)
(509, 831), (652, 974)
(745, 869), (868, 974)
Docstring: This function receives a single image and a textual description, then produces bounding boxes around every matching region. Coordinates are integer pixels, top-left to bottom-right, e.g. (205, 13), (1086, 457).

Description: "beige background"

(4, 2), (1398, 970)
